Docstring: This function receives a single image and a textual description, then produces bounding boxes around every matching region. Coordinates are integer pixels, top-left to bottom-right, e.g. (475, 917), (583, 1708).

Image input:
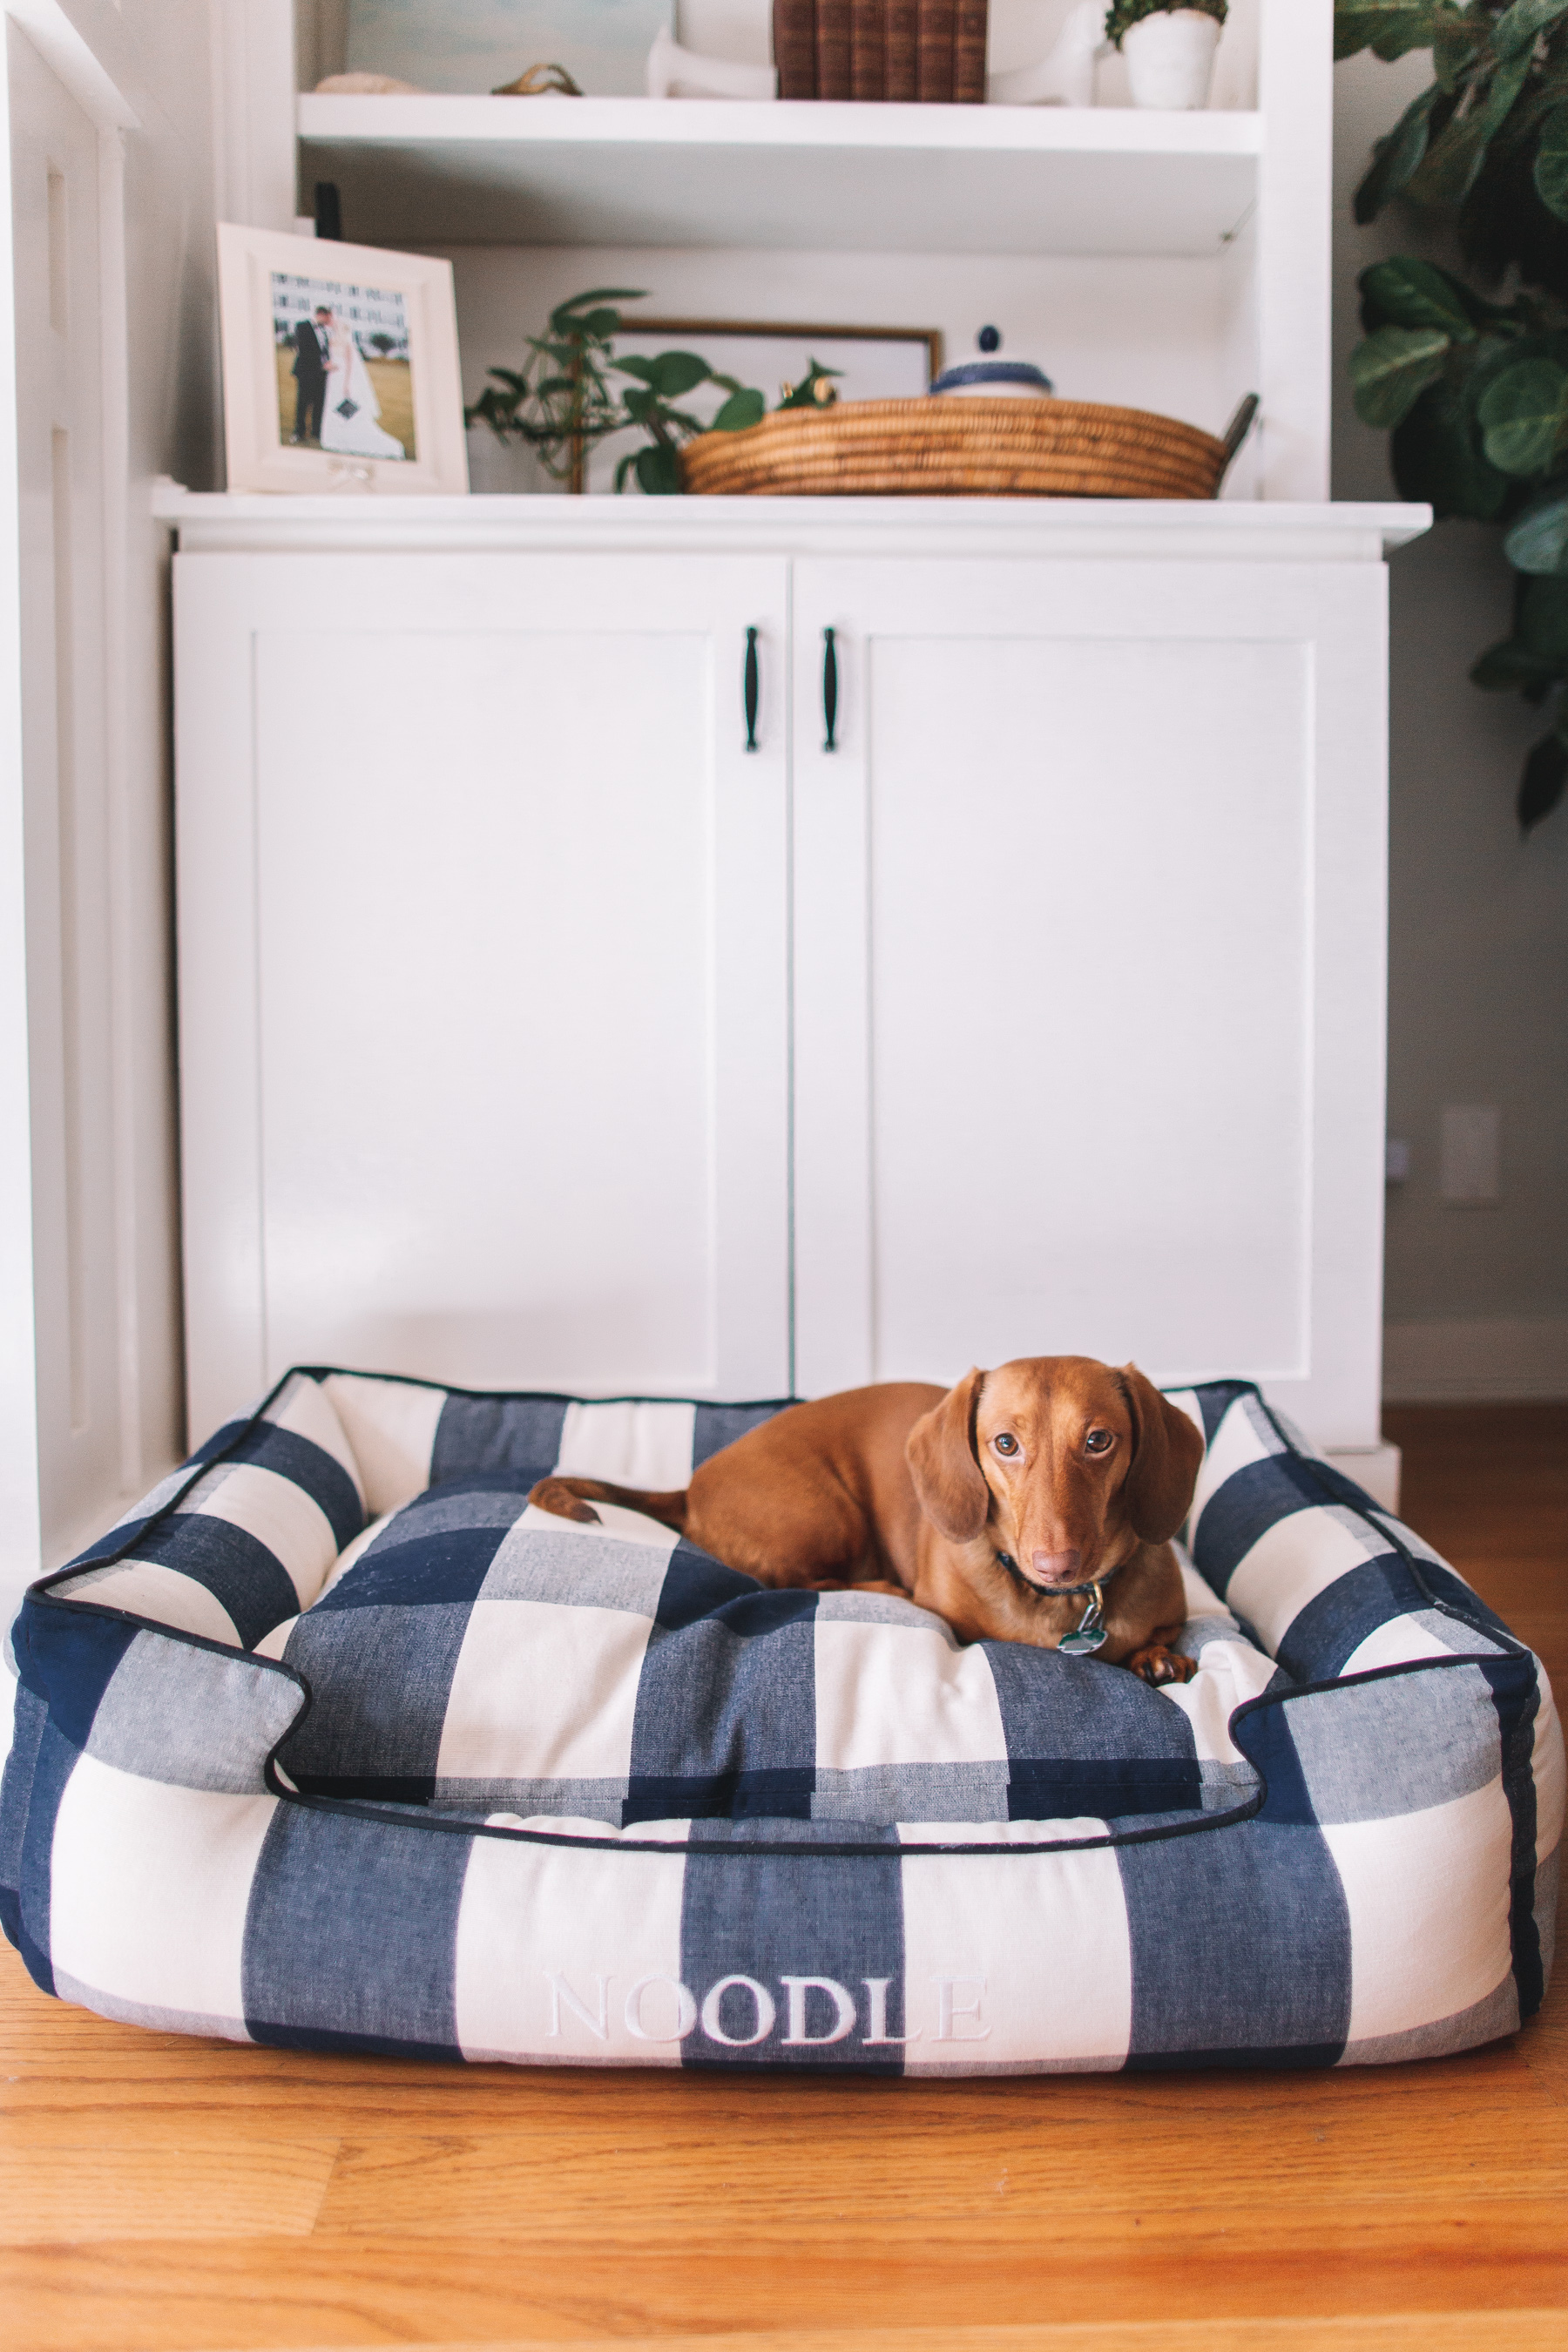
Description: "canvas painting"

(346, 0), (675, 98)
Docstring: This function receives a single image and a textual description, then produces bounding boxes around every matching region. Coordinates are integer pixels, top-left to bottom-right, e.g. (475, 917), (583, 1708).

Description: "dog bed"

(2, 1370), (1559, 2073)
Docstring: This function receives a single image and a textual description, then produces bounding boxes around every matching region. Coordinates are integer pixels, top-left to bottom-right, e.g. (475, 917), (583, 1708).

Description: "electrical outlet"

(1439, 1105), (1500, 1206)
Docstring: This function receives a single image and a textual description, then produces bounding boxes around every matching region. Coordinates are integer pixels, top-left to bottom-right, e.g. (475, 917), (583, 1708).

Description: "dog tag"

(1058, 1585), (1108, 1656)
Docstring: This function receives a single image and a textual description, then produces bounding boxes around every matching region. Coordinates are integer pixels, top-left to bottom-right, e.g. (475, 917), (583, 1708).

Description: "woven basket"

(678, 397), (1228, 500)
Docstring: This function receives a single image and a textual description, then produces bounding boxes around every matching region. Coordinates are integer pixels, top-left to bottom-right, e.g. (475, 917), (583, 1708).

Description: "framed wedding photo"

(218, 223), (469, 495)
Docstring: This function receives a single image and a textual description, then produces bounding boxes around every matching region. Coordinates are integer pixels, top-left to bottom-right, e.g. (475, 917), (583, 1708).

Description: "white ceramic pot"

(1122, 9), (1220, 110)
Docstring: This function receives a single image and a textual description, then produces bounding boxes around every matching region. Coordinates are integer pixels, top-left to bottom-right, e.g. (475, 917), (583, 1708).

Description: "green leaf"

(1477, 356), (1568, 471)
(1407, 52), (1533, 209)
(1358, 257), (1478, 336)
(1470, 638), (1564, 688)
(1504, 483), (1568, 568)
(1350, 325), (1451, 426)
(1517, 571), (1568, 657)
(1334, 3), (1436, 62)
(635, 443), (682, 495)
(1518, 730), (1568, 828)
(1354, 86), (1443, 223)
(1534, 101), (1568, 220)
(1390, 379), (1512, 516)
(1433, 9), (1484, 91)
(647, 350), (713, 398)
(1490, 0), (1568, 59)
(712, 388), (766, 432)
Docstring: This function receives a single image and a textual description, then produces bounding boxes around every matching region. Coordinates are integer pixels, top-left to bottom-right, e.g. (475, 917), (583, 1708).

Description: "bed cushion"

(3, 1369), (1560, 2075)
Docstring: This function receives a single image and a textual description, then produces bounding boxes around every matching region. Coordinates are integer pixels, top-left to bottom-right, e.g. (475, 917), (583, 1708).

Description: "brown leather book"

(916, 0), (955, 101)
(774, 0), (818, 98)
(952, 0), (987, 101)
(851, 0), (886, 98)
(885, 0), (918, 99)
(816, 0), (852, 97)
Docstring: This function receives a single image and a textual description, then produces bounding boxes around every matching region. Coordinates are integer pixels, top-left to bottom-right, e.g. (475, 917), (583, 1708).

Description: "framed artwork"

(345, 0), (674, 98)
(218, 224), (469, 495)
(586, 316), (943, 492)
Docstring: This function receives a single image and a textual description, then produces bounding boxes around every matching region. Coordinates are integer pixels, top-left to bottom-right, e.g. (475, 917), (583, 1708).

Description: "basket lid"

(929, 359), (1055, 396)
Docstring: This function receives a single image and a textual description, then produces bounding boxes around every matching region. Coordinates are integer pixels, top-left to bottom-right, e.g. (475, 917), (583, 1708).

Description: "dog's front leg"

(1122, 1628), (1196, 1686)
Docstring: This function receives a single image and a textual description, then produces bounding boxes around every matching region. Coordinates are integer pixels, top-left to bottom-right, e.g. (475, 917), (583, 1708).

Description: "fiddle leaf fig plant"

(466, 287), (772, 497)
(1339, 0), (1568, 828)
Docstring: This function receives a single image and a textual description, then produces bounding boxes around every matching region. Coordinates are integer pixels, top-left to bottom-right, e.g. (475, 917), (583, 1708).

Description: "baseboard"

(1382, 1315), (1568, 1404)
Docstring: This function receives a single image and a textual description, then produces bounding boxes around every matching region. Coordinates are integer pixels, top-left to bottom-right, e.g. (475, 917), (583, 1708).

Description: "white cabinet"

(791, 555), (1387, 1445)
(174, 545), (792, 1421)
(166, 493), (1423, 1452)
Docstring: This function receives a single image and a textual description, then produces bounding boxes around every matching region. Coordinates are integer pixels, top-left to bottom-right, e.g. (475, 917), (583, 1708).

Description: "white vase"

(1122, 9), (1220, 109)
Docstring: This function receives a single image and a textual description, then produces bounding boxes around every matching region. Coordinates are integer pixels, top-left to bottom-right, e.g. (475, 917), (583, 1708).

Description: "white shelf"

(296, 94), (1261, 256)
(153, 487), (1429, 563)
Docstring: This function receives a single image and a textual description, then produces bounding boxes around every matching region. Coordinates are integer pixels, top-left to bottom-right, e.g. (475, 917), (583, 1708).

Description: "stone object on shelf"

(314, 71), (429, 95)
(491, 63), (585, 94)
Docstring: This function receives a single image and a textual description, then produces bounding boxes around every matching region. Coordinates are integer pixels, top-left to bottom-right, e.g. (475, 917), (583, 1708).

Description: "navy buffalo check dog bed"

(2, 1369), (1560, 2072)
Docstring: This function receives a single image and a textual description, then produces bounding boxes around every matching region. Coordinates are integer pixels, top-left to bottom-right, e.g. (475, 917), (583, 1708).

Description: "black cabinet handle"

(743, 627), (760, 753)
(822, 626), (839, 753)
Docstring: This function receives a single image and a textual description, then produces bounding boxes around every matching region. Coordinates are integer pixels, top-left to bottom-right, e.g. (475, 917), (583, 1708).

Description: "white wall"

(0, 0), (221, 1627)
(1332, 52), (1568, 1402)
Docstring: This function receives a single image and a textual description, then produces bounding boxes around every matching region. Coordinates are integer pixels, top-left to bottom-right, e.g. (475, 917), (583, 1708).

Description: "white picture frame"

(218, 223), (469, 496)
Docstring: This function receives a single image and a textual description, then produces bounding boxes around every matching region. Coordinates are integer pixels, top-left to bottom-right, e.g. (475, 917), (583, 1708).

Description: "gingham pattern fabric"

(1, 1369), (1560, 2073)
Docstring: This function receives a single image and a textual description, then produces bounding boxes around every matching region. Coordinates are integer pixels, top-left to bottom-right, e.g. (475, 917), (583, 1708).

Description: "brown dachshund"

(529, 1357), (1204, 1685)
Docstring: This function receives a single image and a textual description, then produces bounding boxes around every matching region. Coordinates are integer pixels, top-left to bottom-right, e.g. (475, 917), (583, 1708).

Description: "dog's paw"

(527, 1477), (601, 1525)
(1126, 1644), (1196, 1686)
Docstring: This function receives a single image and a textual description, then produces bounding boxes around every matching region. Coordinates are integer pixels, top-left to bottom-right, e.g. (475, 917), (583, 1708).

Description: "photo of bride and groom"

(274, 271), (416, 463)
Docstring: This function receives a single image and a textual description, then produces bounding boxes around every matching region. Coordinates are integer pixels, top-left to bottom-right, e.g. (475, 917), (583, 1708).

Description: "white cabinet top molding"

(153, 489), (1429, 564)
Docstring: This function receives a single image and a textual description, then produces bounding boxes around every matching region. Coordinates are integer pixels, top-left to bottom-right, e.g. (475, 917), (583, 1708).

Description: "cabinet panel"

(176, 553), (789, 1433)
(793, 557), (1388, 1448)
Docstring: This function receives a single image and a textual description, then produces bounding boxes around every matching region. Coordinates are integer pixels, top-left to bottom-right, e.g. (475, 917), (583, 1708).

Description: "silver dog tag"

(1058, 1583), (1108, 1656)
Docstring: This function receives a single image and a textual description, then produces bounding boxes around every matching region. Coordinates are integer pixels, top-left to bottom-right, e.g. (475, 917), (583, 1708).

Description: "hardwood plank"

(175, 2327), (1568, 2352)
(0, 2120), (338, 2244)
(4, 2238), (1567, 2351)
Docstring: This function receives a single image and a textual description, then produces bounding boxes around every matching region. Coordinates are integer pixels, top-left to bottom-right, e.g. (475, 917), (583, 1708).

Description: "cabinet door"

(175, 552), (790, 1434)
(792, 556), (1388, 1450)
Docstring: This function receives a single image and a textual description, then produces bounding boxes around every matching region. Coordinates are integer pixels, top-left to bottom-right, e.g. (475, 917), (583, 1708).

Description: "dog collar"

(1057, 1581), (1109, 1656)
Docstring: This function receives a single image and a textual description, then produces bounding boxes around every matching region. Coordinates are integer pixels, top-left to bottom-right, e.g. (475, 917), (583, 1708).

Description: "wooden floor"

(3, 1405), (1565, 2352)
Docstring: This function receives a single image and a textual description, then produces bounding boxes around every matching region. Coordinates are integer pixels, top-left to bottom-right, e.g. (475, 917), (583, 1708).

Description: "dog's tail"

(527, 1475), (689, 1534)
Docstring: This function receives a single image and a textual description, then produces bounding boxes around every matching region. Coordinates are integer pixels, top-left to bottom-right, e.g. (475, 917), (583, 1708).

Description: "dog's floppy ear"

(1119, 1365), (1205, 1544)
(906, 1369), (990, 1543)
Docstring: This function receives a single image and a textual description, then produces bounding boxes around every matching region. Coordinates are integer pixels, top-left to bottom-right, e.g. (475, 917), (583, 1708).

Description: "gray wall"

(1332, 53), (1568, 1399)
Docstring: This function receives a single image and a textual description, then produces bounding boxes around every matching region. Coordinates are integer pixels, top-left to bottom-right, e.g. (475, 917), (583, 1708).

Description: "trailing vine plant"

(466, 289), (840, 496)
(1340, 0), (1568, 829)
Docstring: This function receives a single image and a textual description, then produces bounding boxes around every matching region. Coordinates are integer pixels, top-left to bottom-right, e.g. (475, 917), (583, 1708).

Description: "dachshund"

(528, 1355), (1204, 1684)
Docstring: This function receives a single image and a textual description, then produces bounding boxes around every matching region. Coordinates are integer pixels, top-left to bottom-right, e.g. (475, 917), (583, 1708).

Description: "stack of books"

(773, 0), (990, 101)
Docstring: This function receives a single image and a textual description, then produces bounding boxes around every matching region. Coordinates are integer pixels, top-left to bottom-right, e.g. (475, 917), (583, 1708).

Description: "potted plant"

(1105, 0), (1227, 108)
(1340, 0), (1568, 830)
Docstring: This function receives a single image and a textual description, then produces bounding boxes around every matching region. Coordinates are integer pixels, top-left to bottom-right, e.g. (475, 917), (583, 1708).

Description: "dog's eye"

(1085, 1429), (1114, 1456)
(993, 1433), (1020, 1457)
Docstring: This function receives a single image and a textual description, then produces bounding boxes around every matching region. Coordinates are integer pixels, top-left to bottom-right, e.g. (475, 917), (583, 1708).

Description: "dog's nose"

(1032, 1548), (1082, 1585)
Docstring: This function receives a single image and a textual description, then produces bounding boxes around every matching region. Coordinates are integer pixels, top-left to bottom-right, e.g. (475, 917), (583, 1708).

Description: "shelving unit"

(296, 92), (1262, 254)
